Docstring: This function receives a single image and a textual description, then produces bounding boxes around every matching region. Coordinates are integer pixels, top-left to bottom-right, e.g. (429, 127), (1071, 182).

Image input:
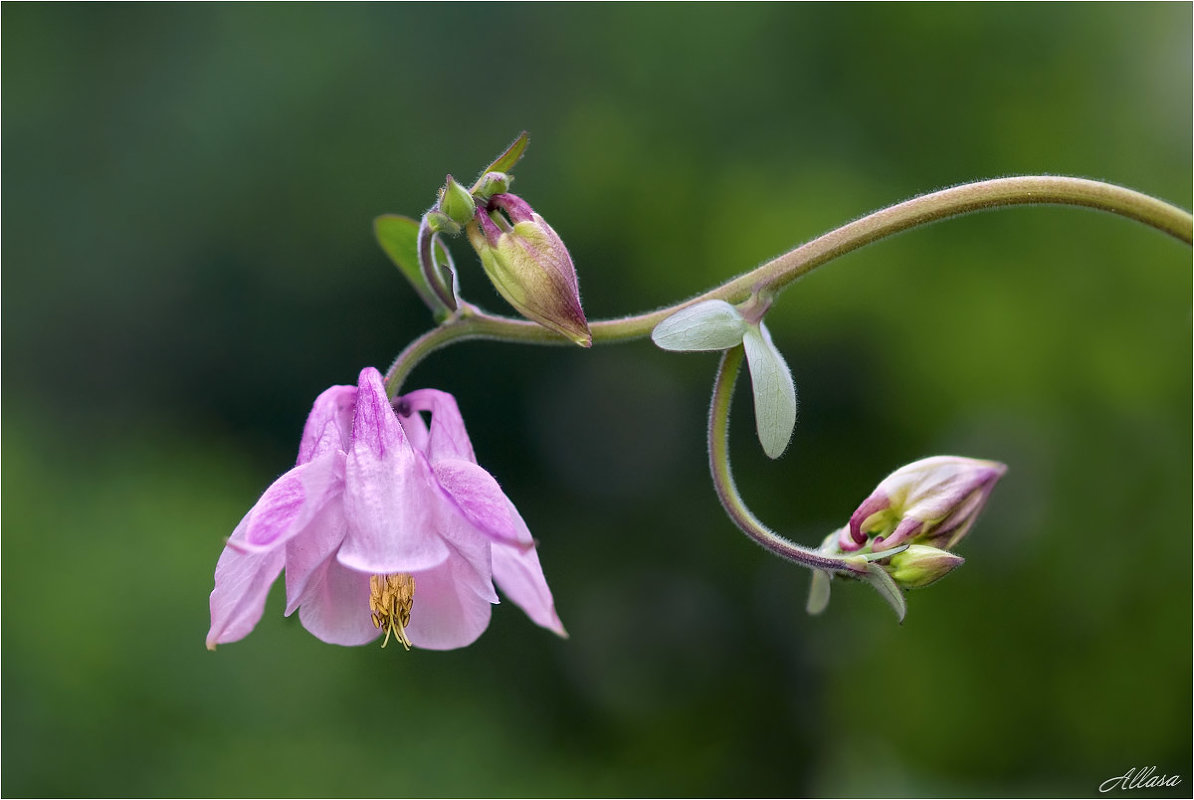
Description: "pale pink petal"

(493, 541), (566, 637)
(237, 453), (344, 552)
(432, 458), (534, 549)
(402, 388), (476, 463)
(431, 505), (498, 603)
(295, 557), (380, 646)
(405, 554), (495, 650)
(298, 384), (357, 464)
(284, 500), (348, 614)
(207, 521), (285, 649)
(339, 367), (449, 574)
(399, 406), (430, 455)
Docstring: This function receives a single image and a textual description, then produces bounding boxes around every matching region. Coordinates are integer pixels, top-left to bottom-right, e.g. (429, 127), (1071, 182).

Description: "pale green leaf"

(863, 562), (907, 622)
(651, 300), (747, 351)
(806, 570), (832, 615)
(742, 322), (798, 459)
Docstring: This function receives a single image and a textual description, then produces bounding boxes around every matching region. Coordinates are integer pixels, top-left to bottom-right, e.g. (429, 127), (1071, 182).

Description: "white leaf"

(742, 322), (798, 459)
(806, 570), (832, 615)
(863, 562), (907, 622)
(651, 300), (748, 351)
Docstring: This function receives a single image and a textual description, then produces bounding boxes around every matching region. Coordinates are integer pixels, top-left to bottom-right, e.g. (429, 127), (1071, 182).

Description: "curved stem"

(385, 176), (1192, 395)
(707, 346), (867, 575)
(592, 176), (1192, 341)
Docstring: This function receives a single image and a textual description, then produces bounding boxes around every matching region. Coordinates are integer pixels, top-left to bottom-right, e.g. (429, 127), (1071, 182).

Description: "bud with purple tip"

(838, 456), (1007, 554)
(467, 193), (592, 347)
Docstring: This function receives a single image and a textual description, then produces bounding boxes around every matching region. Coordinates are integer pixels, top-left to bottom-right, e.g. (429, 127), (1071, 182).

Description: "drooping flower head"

(207, 367), (564, 651)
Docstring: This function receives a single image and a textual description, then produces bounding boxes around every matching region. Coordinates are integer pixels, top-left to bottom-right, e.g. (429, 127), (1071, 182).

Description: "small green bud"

(886, 544), (965, 588)
(473, 171), (512, 200)
(439, 174), (476, 227)
(425, 210), (461, 236)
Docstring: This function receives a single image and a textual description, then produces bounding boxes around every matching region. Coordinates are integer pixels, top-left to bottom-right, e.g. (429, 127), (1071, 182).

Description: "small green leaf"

(651, 300), (748, 351)
(483, 131), (529, 176)
(863, 562), (907, 622)
(742, 322), (798, 459)
(374, 214), (447, 315)
(806, 570), (832, 615)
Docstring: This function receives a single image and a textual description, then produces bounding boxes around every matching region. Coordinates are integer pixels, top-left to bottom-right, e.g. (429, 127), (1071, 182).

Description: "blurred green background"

(3, 4), (1190, 797)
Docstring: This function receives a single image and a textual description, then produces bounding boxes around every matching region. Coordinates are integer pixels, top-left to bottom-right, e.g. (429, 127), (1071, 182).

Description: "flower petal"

(298, 384), (357, 464)
(207, 522), (285, 649)
(493, 540), (566, 637)
(339, 368), (450, 574)
(295, 557), (380, 646)
(284, 500), (348, 614)
(432, 458), (533, 549)
(236, 453), (344, 552)
(402, 388), (476, 463)
(742, 322), (798, 459)
(405, 555), (496, 651)
(651, 300), (748, 351)
(399, 406), (430, 456)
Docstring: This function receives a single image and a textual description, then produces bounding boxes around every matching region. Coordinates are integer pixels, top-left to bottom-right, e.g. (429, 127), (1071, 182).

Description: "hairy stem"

(385, 176), (1192, 395)
(707, 346), (867, 575)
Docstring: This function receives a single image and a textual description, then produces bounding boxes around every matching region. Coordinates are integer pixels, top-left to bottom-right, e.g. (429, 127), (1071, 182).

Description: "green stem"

(707, 346), (868, 575)
(385, 176), (1192, 395)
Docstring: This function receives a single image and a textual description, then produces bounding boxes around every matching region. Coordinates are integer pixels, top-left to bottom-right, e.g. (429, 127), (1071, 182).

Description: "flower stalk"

(706, 345), (868, 576)
(385, 176), (1192, 397)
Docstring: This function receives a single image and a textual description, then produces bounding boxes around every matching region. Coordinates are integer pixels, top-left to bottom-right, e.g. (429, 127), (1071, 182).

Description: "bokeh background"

(4, 4), (1190, 797)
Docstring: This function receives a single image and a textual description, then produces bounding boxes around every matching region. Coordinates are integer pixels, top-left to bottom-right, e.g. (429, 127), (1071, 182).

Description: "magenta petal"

(339, 368), (450, 574)
(298, 384), (357, 464)
(402, 389), (476, 463)
(405, 555), (495, 650)
(492, 541), (566, 637)
(237, 454), (344, 552)
(207, 531), (285, 649)
(284, 501), (348, 614)
(296, 558), (380, 646)
(848, 490), (891, 545)
(432, 458), (533, 549)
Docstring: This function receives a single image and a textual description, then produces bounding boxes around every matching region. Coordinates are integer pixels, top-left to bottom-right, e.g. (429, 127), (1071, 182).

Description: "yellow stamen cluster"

(369, 573), (415, 650)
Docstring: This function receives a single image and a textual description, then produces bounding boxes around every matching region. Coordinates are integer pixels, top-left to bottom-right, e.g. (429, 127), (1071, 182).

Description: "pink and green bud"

(467, 193), (592, 347)
(839, 456), (1007, 553)
(886, 544), (966, 588)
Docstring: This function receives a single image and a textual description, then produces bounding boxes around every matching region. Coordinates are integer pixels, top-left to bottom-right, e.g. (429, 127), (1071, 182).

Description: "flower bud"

(473, 171), (512, 200)
(425, 210), (461, 236)
(439, 174), (476, 227)
(838, 456), (1006, 553)
(467, 193), (592, 347)
(885, 544), (965, 588)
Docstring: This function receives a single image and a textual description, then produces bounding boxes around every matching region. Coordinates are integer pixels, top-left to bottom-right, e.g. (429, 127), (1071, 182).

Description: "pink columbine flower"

(838, 455), (1007, 553)
(206, 367), (565, 651)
